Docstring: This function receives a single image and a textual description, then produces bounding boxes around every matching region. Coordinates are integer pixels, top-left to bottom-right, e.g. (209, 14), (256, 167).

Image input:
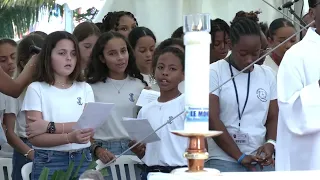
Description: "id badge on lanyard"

(232, 132), (249, 145)
(228, 59), (250, 145)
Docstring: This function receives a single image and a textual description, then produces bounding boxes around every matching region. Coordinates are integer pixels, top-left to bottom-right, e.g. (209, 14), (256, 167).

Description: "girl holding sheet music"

(22, 31), (94, 180)
(87, 31), (148, 179)
(129, 47), (188, 180)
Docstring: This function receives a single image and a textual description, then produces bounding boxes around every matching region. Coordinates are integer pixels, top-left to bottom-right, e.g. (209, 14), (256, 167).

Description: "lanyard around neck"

(228, 59), (251, 129)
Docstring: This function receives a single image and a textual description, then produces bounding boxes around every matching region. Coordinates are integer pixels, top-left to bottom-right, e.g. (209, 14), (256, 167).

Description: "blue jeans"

(31, 147), (92, 180)
(94, 139), (141, 180)
(12, 137), (32, 180)
(205, 159), (275, 172)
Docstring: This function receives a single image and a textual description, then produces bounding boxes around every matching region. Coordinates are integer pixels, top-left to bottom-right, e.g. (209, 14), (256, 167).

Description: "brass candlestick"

(171, 130), (222, 174)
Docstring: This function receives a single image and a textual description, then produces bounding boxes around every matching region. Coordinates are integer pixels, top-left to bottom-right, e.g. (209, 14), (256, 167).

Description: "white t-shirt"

(142, 73), (156, 87)
(263, 55), (278, 74)
(141, 94), (188, 166)
(5, 94), (26, 138)
(0, 93), (6, 146)
(0, 93), (5, 122)
(208, 60), (277, 162)
(91, 76), (145, 141)
(22, 81), (94, 151)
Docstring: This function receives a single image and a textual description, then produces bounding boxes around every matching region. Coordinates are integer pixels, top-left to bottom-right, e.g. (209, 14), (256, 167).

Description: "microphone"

(29, 45), (41, 54)
(278, 0), (300, 10)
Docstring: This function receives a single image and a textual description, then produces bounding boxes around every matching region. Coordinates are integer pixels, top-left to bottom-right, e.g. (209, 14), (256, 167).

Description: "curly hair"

(233, 10), (261, 23)
(101, 11), (138, 32)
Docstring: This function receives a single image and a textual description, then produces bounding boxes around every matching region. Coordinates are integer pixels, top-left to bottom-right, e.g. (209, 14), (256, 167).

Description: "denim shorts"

(31, 147), (92, 180)
(94, 139), (141, 180)
(205, 159), (275, 172)
(12, 137), (32, 180)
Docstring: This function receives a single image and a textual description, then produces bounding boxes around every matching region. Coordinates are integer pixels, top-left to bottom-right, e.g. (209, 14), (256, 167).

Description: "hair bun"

(233, 10), (262, 24)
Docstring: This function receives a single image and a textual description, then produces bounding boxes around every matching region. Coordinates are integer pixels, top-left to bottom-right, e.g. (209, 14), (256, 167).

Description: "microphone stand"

(263, 0), (305, 28)
(288, 6), (306, 26)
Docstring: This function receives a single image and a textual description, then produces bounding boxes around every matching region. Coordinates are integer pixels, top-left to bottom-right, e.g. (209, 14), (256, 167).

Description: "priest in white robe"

(275, 1), (320, 169)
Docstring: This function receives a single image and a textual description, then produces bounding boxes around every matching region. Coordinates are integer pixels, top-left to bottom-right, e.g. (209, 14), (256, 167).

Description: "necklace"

(54, 81), (72, 88)
(110, 79), (127, 94)
(149, 75), (157, 85)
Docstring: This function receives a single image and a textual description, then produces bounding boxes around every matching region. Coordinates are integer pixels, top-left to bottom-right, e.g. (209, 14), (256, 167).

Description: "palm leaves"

(0, 0), (56, 38)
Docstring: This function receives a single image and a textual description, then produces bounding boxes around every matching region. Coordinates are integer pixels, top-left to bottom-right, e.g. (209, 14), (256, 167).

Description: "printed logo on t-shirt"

(77, 97), (83, 105)
(256, 88), (267, 102)
(128, 93), (135, 102)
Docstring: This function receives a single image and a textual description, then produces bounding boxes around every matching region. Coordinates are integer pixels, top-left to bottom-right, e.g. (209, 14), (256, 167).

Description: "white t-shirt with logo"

(140, 94), (188, 166)
(91, 76), (145, 141)
(22, 81), (94, 151)
(208, 60), (277, 162)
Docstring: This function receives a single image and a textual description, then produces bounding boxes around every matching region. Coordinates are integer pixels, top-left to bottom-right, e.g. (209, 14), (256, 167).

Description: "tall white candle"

(183, 14), (211, 131)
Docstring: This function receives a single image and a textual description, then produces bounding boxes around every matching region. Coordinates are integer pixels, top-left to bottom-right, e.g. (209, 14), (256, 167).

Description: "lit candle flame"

(192, 17), (202, 31)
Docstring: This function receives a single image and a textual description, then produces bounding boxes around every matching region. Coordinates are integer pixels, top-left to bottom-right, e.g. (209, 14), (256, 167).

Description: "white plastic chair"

(0, 158), (12, 180)
(21, 162), (32, 180)
(96, 155), (141, 180)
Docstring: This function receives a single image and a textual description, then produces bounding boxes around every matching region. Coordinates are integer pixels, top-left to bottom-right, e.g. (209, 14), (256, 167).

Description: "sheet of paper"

(122, 117), (161, 144)
(73, 102), (114, 130)
(136, 89), (160, 107)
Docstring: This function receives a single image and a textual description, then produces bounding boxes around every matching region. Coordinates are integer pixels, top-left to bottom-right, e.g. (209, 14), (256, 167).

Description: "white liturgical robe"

(276, 28), (320, 171)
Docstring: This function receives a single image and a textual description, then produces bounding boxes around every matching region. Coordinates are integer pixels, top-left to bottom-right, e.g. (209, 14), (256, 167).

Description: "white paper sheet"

(136, 89), (160, 107)
(73, 102), (114, 130)
(121, 117), (161, 144)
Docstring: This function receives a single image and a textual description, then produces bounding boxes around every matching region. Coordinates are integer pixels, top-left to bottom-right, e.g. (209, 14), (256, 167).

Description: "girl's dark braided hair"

(102, 11), (138, 32)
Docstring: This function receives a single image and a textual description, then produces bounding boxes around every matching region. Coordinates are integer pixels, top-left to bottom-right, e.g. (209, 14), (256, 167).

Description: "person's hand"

(256, 143), (275, 167)
(128, 140), (146, 159)
(95, 147), (116, 164)
(67, 128), (93, 144)
(240, 155), (260, 171)
(27, 150), (34, 160)
(26, 116), (49, 138)
(25, 54), (38, 69)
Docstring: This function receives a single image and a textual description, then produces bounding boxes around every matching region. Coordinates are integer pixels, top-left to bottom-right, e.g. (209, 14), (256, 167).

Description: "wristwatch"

(47, 122), (56, 134)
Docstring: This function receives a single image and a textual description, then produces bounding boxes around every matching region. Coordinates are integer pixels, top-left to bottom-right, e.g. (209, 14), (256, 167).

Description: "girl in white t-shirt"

(128, 26), (156, 86)
(22, 31), (95, 180)
(206, 17), (278, 172)
(0, 38), (17, 160)
(263, 18), (297, 74)
(2, 34), (44, 180)
(86, 31), (148, 179)
(130, 47), (187, 180)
